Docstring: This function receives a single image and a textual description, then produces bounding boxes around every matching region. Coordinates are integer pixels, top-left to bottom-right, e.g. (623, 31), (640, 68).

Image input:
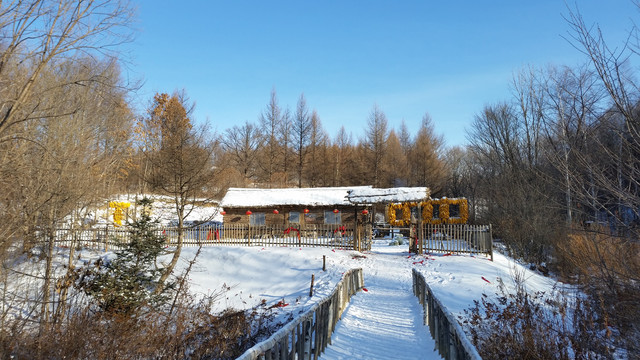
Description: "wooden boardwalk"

(319, 255), (442, 360)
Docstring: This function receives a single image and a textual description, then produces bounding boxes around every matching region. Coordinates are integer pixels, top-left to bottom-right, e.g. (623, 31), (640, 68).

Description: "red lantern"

(220, 210), (226, 215)
(303, 208), (310, 214)
(246, 210), (252, 215)
(361, 209), (369, 215)
(333, 209), (340, 214)
(273, 209), (279, 214)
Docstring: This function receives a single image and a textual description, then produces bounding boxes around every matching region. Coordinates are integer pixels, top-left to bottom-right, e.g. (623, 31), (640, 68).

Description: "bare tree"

(443, 146), (475, 200)
(279, 108), (292, 186)
(563, 7), (640, 232)
(332, 126), (354, 186)
(0, 0), (134, 141)
(258, 88), (283, 186)
(304, 110), (328, 187)
(220, 121), (262, 184)
(398, 120), (413, 182)
(363, 104), (388, 187)
(0, 0), (135, 272)
(556, 8), (640, 353)
(292, 93), (312, 187)
(0, 57), (134, 329)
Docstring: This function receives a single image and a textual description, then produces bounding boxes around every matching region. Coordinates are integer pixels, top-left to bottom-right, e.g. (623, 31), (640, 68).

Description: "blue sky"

(126, 1), (637, 147)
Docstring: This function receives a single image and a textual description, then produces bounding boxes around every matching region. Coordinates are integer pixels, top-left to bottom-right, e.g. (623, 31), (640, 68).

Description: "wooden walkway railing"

(237, 268), (364, 360)
(412, 268), (481, 360)
(421, 224), (493, 259)
(53, 224), (362, 251)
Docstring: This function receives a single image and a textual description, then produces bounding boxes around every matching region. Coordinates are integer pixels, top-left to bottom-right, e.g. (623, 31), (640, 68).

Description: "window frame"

(288, 211), (301, 224)
(323, 210), (342, 225)
(249, 212), (266, 225)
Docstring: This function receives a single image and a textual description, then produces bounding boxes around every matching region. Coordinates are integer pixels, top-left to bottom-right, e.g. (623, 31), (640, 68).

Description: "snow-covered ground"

(31, 196), (563, 357)
(174, 238), (558, 359)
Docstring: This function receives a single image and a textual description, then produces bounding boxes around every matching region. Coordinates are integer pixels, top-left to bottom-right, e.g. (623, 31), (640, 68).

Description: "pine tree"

(78, 198), (173, 316)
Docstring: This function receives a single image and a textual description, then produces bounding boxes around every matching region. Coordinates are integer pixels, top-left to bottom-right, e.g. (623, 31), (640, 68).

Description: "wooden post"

(353, 207), (358, 251)
(418, 203), (424, 254)
(309, 274), (315, 297)
(104, 226), (109, 251)
(323, 255), (326, 271)
(489, 224), (494, 261)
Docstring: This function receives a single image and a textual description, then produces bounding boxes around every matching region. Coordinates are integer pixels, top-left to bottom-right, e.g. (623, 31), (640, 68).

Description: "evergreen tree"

(78, 198), (173, 316)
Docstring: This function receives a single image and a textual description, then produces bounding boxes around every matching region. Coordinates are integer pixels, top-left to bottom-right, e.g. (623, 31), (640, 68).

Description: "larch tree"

(409, 113), (446, 194)
(384, 130), (408, 187)
(258, 89), (283, 187)
(398, 120), (413, 185)
(279, 108), (293, 186)
(363, 105), (389, 187)
(332, 126), (354, 186)
(293, 93), (312, 187)
(304, 110), (329, 187)
(143, 91), (216, 291)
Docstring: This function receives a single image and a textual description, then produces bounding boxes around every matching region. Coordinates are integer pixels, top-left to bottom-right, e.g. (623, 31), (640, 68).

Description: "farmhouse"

(219, 186), (431, 251)
(219, 186), (431, 226)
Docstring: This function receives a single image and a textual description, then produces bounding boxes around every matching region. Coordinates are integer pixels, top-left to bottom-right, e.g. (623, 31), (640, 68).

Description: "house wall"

(222, 205), (362, 226)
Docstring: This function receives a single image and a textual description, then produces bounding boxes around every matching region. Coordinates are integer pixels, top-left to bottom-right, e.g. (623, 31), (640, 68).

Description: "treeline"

(209, 91), (449, 193)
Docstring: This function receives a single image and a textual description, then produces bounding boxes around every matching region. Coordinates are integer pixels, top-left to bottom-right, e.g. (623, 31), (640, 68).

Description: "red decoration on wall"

(333, 209), (339, 213)
(273, 209), (279, 214)
(283, 227), (301, 239)
(246, 210), (252, 215)
(220, 211), (226, 215)
(303, 208), (310, 214)
(361, 209), (369, 215)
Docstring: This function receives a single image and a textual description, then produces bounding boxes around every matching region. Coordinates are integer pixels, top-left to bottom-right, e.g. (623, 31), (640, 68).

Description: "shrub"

(463, 272), (613, 359)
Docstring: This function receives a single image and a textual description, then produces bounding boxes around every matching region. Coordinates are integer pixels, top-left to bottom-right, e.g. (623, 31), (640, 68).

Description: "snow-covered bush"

(463, 274), (613, 359)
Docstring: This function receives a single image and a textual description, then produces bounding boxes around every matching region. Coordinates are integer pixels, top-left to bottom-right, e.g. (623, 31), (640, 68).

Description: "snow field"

(178, 240), (560, 358)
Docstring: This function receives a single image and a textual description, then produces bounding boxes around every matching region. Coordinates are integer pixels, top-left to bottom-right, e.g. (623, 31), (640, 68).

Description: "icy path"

(319, 247), (442, 360)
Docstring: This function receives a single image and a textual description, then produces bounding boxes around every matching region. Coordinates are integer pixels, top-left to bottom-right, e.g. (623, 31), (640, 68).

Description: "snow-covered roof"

(220, 186), (373, 208)
(347, 187), (430, 204)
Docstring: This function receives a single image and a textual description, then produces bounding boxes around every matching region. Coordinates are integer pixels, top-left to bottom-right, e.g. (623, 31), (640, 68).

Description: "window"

(250, 213), (265, 225)
(289, 211), (300, 224)
(395, 208), (404, 221)
(449, 204), (460, 218)
(324, 211), (341, 225)
(305, 213), (318, 223)
(411, 206), (419, 222)
(432, 205), (440, 219)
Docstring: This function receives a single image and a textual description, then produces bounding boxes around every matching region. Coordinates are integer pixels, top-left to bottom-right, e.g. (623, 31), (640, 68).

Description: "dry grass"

(0, 297), (278, 359)
(0, 284), (282, 359)
(464, 271), (613, 359)
(557, 231), (640, 358)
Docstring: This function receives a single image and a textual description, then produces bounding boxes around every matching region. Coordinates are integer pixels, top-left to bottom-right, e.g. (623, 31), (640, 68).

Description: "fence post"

(418, 204), (424, 254)
(104, 226), (109, 251)
(489, 224), (494, 261)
